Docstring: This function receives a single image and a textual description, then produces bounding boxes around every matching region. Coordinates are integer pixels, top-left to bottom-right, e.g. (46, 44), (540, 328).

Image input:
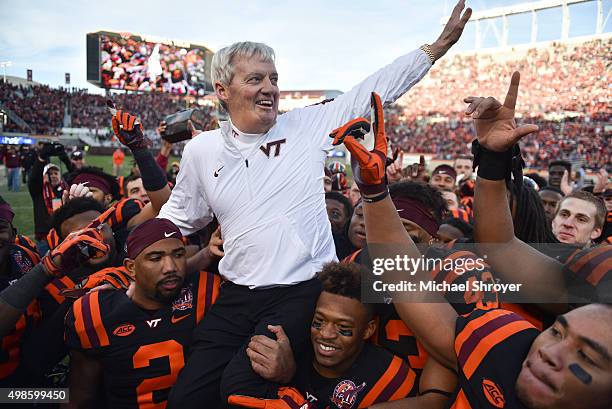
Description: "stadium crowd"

(1, 37), (610, 169)
(0, 3), (611, 408)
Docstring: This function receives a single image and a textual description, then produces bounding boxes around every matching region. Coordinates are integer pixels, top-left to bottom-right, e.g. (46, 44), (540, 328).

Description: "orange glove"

(228, 387), (313, 409)
(42, 228), (110, 278)
(42, 207), (115, 278)
(330, 92), (391, 200)
(61, 267), (134, 299)
(111, 110), (148, 150)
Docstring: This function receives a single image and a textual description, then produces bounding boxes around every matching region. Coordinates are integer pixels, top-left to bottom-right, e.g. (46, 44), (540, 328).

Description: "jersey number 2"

(133, 340), (184, 409)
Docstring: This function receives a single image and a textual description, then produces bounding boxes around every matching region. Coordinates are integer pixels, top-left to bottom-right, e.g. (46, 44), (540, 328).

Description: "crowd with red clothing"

(0, 3), (610, 407)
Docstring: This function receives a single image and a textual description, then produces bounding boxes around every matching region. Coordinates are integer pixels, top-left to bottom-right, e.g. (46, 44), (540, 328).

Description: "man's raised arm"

(467, 72), (568, 305)
(296, 0), (472, 146)
(333, 93), (458, 370)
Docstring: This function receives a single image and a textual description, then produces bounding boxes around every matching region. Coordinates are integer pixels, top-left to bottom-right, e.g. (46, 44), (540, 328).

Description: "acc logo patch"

(331, 380), (366, 409)
(482, 378), (505, 408)
(113, 323), (135, 337)
(172, 285), (193, 311)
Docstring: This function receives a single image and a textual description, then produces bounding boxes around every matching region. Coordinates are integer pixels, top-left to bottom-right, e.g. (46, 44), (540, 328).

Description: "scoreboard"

(86, 31), (214, 95)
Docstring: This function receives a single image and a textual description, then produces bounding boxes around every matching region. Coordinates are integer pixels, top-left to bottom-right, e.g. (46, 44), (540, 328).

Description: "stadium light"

(0, 61), (12, 83)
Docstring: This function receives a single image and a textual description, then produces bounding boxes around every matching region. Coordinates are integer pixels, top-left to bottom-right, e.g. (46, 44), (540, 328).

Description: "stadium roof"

(3, 75), (41, 87)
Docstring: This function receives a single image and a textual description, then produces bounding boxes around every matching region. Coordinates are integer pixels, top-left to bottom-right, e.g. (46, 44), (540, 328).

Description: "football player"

(64, 218), (220, 408)
(340, 78), (612, 409)
(232, 262), (456, 409)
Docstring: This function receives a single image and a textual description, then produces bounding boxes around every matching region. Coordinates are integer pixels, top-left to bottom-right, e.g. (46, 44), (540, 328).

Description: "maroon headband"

(126, 218), (183, 259)
(0, 202), (14, 223)
(391, 197), (439, 237)
(432, 165), (457, 180)
(72, 173), (112, 195)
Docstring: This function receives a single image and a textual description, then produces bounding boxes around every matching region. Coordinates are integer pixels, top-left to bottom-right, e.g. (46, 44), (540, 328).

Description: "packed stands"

(0, 37), (609, 168)
(387, 36), (611, 166)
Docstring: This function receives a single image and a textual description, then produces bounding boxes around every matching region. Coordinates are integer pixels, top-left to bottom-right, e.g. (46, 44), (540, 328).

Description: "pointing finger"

(503, 71), (521, 110)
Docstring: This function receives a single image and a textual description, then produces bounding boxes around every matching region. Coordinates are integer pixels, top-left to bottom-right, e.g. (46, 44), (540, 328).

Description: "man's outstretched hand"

(464, 72), (539, 152)
(330, 92), (390, 198)
(430, 0), (472, 60)
(112, 110), (149, 150)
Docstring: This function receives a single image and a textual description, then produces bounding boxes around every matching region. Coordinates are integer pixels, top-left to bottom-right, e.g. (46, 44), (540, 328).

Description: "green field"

(2, 154), (178, 238)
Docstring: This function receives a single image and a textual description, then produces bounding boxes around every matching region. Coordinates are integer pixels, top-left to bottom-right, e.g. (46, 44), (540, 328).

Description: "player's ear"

(590, 227), (602, 241)
(103, 194), (113, 207)
(124, 258), (135, 276)
(363, 319), (377, 340)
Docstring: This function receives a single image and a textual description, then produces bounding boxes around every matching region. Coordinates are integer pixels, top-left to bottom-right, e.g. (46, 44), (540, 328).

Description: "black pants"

(167, 277), (321, 409)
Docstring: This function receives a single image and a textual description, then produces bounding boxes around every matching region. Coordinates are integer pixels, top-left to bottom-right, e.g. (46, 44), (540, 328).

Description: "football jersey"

(298, 343), (417, 409)
(562, 244), (612, 304)
(65, 271), (220, 408)
(344, 246), (498, 380)
(450, 308), (539, 409)
(0, 244), (42, 386)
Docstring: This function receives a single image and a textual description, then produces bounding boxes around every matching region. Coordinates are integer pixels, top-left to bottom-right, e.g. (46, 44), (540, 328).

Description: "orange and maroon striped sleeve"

(455, 309), (535, 380)
(66, 292), (110, 350)
(358, 356), (417, 407)
(45, 276), (76, 305)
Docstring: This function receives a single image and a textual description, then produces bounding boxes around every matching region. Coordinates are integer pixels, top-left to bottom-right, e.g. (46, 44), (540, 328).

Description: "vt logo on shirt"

(259, 139), (286, 158)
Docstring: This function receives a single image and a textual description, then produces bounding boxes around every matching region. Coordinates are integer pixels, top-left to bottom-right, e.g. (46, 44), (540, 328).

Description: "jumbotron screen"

(86, 31), (214, 95)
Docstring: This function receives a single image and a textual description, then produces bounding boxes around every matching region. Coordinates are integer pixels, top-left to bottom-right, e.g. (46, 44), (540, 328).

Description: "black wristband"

(131, 148), (168, 192)
(472, 140), (522, 182)
(361, 188), (389, 203)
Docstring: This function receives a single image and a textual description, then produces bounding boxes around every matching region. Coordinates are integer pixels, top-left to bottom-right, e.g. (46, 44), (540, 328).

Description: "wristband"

(131, 148), (168, 192)
(361, 189), (389, 203)
(471, 140), (523, 182)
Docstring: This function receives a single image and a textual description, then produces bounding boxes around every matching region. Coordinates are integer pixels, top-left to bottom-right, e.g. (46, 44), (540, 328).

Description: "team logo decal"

(172, 285), (193, 311)
(331, 380), (366, 409)
(13, 251), (34, 274)
(482, 378), (505, 408)
(113, 323), (135, 337)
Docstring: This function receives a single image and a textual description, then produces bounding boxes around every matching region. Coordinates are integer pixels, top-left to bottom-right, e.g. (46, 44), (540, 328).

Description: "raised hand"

(430, 0), (472, 60)
(560, 170), (575, 196)
(62, 183), (94, 204)
(403, 154), (428, 182)
(386, 149), (404, 183)
(330, 92), (390, 198)
(464, 72), (539, 152)
(593, 168), (609, 193)
(111, 110), (149, 150)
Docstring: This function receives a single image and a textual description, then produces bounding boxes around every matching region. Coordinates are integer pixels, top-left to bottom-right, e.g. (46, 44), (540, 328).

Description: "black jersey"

(65, 271), (220, 408)
(298, 343), (417, 409)
(450, 308), (539, 409)
(345, 246), (497, 380)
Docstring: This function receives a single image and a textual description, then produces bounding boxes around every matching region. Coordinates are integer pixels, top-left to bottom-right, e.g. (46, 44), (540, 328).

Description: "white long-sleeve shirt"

(159, 48), (432, 288)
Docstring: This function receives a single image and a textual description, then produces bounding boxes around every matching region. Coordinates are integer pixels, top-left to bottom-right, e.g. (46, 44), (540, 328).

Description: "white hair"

(211, 41), (275, 87)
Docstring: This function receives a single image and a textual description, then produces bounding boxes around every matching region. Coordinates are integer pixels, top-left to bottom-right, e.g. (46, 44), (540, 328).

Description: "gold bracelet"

(420, 44), (436, 65)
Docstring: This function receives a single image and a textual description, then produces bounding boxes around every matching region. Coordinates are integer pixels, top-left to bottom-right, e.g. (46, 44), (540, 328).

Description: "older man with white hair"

(157, 2), (472, 407)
